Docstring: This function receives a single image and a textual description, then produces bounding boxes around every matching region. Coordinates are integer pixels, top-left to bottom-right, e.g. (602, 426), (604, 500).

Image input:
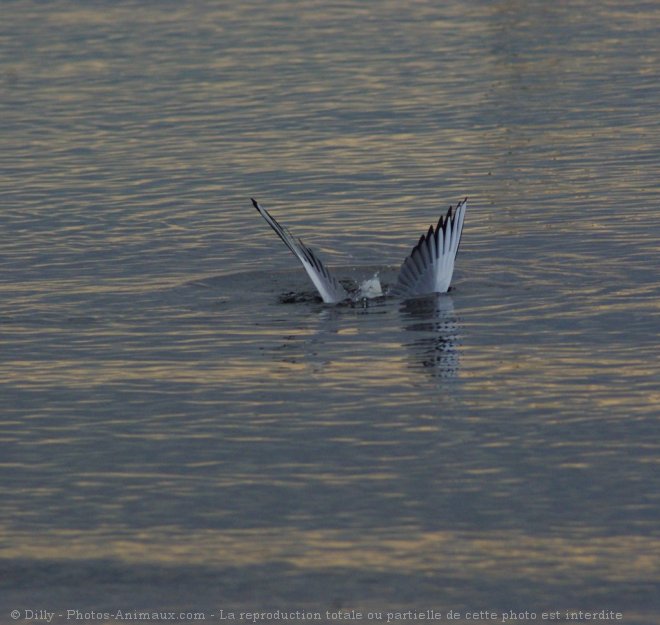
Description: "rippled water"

(1, 1), (659, 624)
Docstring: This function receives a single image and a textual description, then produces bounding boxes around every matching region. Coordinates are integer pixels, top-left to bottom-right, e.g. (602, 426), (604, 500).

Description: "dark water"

(1, 2), (659, 624)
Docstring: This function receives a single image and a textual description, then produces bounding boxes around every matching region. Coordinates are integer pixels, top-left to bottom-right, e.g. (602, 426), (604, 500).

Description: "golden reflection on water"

(3, 526), (657, 583)
(2, 1), (659, 620)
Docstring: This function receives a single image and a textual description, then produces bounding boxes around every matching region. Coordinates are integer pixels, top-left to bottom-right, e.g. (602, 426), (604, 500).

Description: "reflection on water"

(1, 0), (659, 621)
(267, 288), (461, 379)
(401, 294), (460, 379)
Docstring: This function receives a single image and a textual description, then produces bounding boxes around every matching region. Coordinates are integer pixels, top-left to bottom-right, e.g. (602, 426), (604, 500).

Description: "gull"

(251, 197), (467, 303)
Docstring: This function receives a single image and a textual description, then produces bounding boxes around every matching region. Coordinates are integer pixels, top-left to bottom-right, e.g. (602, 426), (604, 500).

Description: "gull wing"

(251, 198), (349, 304)
(391, 198), (467, 298)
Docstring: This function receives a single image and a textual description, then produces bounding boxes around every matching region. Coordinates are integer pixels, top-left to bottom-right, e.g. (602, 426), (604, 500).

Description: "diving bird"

(251, 197), (467, 303)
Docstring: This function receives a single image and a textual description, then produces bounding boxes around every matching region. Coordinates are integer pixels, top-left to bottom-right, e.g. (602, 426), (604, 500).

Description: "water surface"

(1, 1), (659, 623)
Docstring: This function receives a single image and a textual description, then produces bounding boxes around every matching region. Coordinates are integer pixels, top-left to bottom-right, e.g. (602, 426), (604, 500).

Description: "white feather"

(391, 199), (467, 298)
(251, 197), (467, 304)
(251, 199), (349, 303)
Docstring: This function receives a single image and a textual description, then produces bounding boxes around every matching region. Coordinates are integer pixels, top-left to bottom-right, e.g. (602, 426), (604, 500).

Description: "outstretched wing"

(391, 198), (467, 298)
(251, 198), (349, 304)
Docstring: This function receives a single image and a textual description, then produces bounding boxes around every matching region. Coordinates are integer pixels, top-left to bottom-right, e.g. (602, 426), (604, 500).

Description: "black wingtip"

(251, 198), (259, 209)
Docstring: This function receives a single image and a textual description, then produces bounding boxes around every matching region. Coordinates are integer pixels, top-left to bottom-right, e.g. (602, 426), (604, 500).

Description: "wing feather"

(391, 198), (467, 298)
(251, 199), (349, 304)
